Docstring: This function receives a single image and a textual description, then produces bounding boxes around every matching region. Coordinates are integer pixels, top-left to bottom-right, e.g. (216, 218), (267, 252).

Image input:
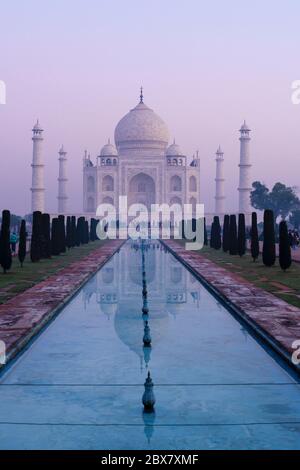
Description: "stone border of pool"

(162, 240), (300, 374)
(0, 239), (125, 369)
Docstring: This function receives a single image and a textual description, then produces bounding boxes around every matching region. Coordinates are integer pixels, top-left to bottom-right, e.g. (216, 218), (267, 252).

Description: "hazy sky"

(0, 0), (299, 215)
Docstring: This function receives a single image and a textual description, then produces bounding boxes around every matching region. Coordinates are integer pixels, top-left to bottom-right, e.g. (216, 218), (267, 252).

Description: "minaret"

(57, 145), (68, 214)
(238, 121), (252, 216)
(31, 120), (45, 213)
(214, 146), (225, 216)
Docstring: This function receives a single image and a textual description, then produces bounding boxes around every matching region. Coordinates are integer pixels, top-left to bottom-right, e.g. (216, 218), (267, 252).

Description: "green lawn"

(0, 241), (105, 305)
(195, 245), (300, 309)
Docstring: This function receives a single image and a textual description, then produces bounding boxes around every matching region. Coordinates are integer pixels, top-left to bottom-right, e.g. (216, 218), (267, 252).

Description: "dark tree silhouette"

(262, 209), (276, 267)
(250, 212), (259, 262)
(51, 218), (60, 256)
(58, 215), (66, 254)
(237, 213), (246, 257)
(30, 211), (42, 262)
(76, 217), (85, 246)
(41, 213), (51, 258)
(89, 218), (94, 242)
(84, 220), (89, 244)
(0, 210), (12, 273)
(210, 221), (215, 248)
(279, 220), (292, 271)
(203, 217), (208, 246)
(18, 219), (27, 267)
(213, 216), (221, 250)
(229, 215), (238, 255)
(66, 216), (72, 249)
(222, 215), (230, 252)
(71, 216), (76, 247)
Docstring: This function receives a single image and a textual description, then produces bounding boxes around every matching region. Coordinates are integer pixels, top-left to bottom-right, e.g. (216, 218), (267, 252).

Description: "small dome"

(100, 140), (118, 157)
(166, 141), (183, 157)
(100, 302), (118, 317)
(114, 100), (169, 151)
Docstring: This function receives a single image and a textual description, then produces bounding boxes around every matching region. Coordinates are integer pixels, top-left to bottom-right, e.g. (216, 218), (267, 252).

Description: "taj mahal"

(30, 88), (252, 221)
(83, 88), (201, 215)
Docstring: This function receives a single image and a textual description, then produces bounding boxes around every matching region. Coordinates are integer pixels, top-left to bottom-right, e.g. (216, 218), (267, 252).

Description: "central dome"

(114, 100), (169, 152)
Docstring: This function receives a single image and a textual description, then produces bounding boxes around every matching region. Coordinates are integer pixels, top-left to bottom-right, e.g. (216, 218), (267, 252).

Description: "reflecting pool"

(0, 240), (300, 449)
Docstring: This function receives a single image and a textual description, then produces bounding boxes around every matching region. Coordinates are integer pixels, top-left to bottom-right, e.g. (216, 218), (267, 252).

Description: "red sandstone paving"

(165, 240), (300, 359)
(0, 240), (123, 361)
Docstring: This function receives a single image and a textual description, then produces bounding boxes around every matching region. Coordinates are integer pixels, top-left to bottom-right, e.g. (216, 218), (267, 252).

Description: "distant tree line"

(208, 210), (292, 271)
(0, 210), (100, 273)
(251, 181), (300, 227)
(30, 213), (100, 262)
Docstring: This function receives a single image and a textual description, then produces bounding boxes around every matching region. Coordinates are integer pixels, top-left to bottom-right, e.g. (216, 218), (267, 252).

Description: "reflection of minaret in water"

(141, 240), (152, 369)
(143, 407), (156, 445)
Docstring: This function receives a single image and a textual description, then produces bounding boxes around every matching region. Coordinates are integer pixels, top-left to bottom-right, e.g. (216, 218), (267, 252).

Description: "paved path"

(164, 240), (300, 372)
(0, 240), (124, 365)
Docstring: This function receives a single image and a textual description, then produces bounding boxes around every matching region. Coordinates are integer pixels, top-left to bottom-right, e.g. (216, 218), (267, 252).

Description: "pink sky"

(0, 0), (299, 215)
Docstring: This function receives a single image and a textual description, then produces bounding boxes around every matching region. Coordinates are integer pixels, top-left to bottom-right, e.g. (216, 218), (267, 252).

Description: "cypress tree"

(250, 212), (259, 262)
(279, 220), (292, 271)
(58, 215), (66, 253)
(80, 217), (86, 244)
(94, 219), (99, 240)
(262, 209), (276, 267)
(222, 214), (230, 252)
(71, 216), (76, 247)
(89, 218), (94, 242)
(203, 217), (208, 246)
(85, 220), (89, 243)
(229, 214), (238, 255)
(18, 219), (27, 267)
(76, 217), (83, 246)
(75, 218), (80, 246)
(30, 211), (42, 262)
(0, 210), (12, 273)
(210, 221), (215, 248)
(66, 216), (72, 249)
(214, 216), (221, 250)
(51, 218), (60, 256)
(237, 213), (246, 257)
(41, 213), (51, 258)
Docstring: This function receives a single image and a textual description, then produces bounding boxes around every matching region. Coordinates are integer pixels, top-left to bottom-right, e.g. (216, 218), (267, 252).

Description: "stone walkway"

(164, 240), (300, 372)
(0, 240), (124, 365)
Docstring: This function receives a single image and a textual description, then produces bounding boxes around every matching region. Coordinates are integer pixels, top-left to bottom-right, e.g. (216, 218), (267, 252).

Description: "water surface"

(0, 240), (299, 449)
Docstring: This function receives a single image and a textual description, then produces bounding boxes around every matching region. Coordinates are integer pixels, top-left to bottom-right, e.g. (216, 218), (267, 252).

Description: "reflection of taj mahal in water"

(82, 241), (201, 367)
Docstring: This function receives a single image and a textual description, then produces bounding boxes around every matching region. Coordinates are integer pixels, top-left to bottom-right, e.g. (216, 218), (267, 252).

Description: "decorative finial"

(143, 320), (152, 346)
(140, 86), (144, 103)
(142, 371), (155, 412)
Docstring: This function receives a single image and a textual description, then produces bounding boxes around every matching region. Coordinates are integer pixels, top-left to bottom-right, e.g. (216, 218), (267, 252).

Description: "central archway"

(128, 173), (156, 211)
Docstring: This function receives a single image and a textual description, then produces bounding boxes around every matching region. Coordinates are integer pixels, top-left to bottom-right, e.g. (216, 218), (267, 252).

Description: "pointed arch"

(103, 175), (114, 191)
(87, 176), (95, 192)
(189, 176), (197, 192)
(171, 175), (182, 192)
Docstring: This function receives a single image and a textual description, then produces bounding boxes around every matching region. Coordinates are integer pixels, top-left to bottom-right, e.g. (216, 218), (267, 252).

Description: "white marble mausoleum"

(82, 90), (201, 214)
